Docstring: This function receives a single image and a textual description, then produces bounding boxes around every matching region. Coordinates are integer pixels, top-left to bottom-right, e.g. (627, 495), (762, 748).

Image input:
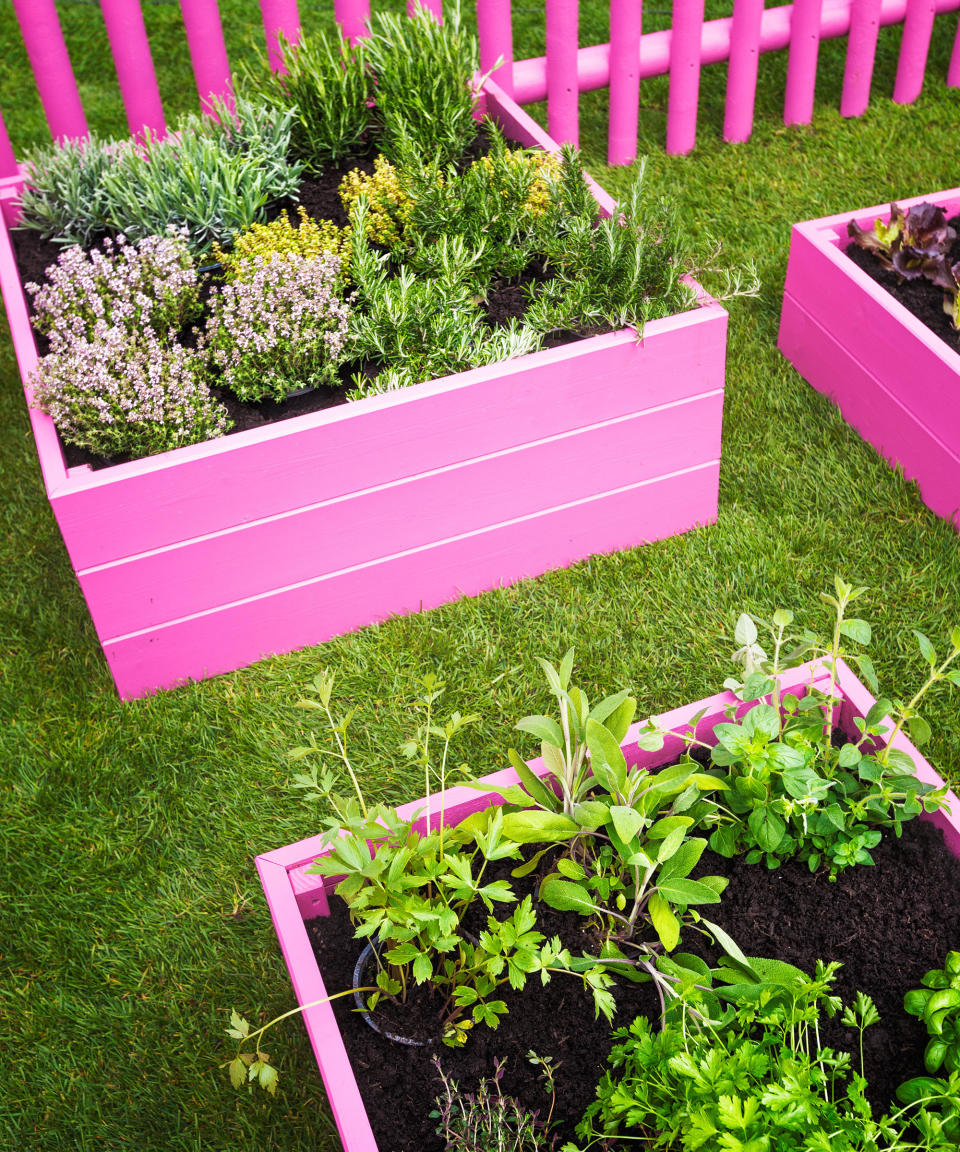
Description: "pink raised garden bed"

(255, 657), (960, 1152)
(778, 188), (960, 530)
(0, 79), (728, 700)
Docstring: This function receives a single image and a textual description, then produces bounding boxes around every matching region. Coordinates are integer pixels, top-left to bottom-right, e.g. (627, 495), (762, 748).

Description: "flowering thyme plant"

(205, 251), (351, 402)
(30, 326), (229, 460)
(26, 229), (201, 347)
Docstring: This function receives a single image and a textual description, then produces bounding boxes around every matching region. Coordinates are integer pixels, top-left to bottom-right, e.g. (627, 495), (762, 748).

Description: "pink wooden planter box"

(255, 657), (960, 1152)
(0, 79), (728, 700)
(778, 188), (960, 530)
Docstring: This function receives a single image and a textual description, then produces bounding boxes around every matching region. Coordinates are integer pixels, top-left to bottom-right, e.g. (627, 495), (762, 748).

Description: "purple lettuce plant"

(26, 229), (201, 348)
(204, 251), (351, 402)
(30, 324), (230, 461)
(848, 201), (960, 330)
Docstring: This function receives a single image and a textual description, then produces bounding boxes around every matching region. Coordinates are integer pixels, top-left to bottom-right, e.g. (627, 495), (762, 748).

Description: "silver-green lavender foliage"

(205, 250), (351, 403)
(364, 3), (480, 167)
(31, 327), (229, 461)
(244, 29), (373, 169)
(26, 229), (201, 345)
(18, 135), (117, 248)
(18, 97), (302, 253)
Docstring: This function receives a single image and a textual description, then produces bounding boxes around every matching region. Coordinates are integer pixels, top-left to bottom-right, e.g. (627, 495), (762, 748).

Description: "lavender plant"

(26, 229), (201, 347)
(30, 326), (229, 460)
(19, 98), (301, 254)
(205, 250), (351, 402)
(99, 99), (301, 252)
(18, 135), (116, 247)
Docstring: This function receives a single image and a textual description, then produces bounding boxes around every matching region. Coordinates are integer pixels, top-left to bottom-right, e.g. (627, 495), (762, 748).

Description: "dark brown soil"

(844, 213), (960, 352)
(305, 818), (960, 1151)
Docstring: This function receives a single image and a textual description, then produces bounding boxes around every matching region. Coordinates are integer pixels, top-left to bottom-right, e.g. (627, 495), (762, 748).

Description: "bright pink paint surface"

(0, 83), (727, 698)
(256, 659), (960, 1152)
(778, 188), (960, 530)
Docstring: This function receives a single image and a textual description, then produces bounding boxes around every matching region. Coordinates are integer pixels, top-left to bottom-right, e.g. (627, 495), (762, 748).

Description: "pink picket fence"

(2, 0), (960, 169)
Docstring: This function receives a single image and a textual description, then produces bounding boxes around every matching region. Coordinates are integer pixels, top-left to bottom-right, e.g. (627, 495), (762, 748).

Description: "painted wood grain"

(779, 289), (960, 527)
(49, 308), (726, 571)
(102, 462), (720, 697)
(78, 389), (723, 637)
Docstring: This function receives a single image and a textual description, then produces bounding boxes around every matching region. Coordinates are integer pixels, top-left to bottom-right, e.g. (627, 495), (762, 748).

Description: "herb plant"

(848, 201), (960, 333)
(905, 952), (960, 1076)
(213, 207), (349, 283)
(205, 250), (351, 402)
(18, 97), (302, 253)
(290, 671), (561, 1047)
(571, 956), (893, 1152)
(488, 653), (728, 987)
(30, 327), (229, 460)
(431, 1055), (557, 1151)
(26, 229), (201, 346)
(18, 134), (117, 247)
(243, 28), (372, 169)
(363, 3), (481, 167)
(637, 578), (959, 878)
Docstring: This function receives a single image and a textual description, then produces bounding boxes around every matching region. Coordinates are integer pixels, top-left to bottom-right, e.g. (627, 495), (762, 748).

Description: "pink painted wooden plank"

(667, 0), (706, 154)
(608, 0), (642, 164)
(334, 0), (371, 44)
(260, 0), (301, 71)
(780, 194), (960, 449)
(77, 390), (724, 637)
(842, 0), (882, 116)
(99, 0), (166, 138)
(180, 0), (233, 115)
(477, 0), (515, 98)
(779, 291), (960, 528)
(256, 857), (378, 1152)
(546, 0), (579, 147)
(893, 0), (938, 103)
(950, 14), (960, 85)
(44, 307), (726, 570)
(9, 0), (88, 142)
(784, 0), (823, 126)
(101, 462), (720, 697)
(724, 0), (765, 142)
(0, 104), (16, 178)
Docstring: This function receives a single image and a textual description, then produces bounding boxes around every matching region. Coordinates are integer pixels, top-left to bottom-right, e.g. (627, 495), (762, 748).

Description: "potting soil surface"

(305, 817), (960, 1151)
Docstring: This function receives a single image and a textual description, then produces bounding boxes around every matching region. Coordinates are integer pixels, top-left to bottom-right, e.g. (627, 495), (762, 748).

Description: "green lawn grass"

(2, 3), (960, 1148)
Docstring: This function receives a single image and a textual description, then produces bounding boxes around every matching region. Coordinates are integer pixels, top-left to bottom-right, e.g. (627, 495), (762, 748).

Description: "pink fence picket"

(180, 0), (233, 115)
(4, 0), (960, 176)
